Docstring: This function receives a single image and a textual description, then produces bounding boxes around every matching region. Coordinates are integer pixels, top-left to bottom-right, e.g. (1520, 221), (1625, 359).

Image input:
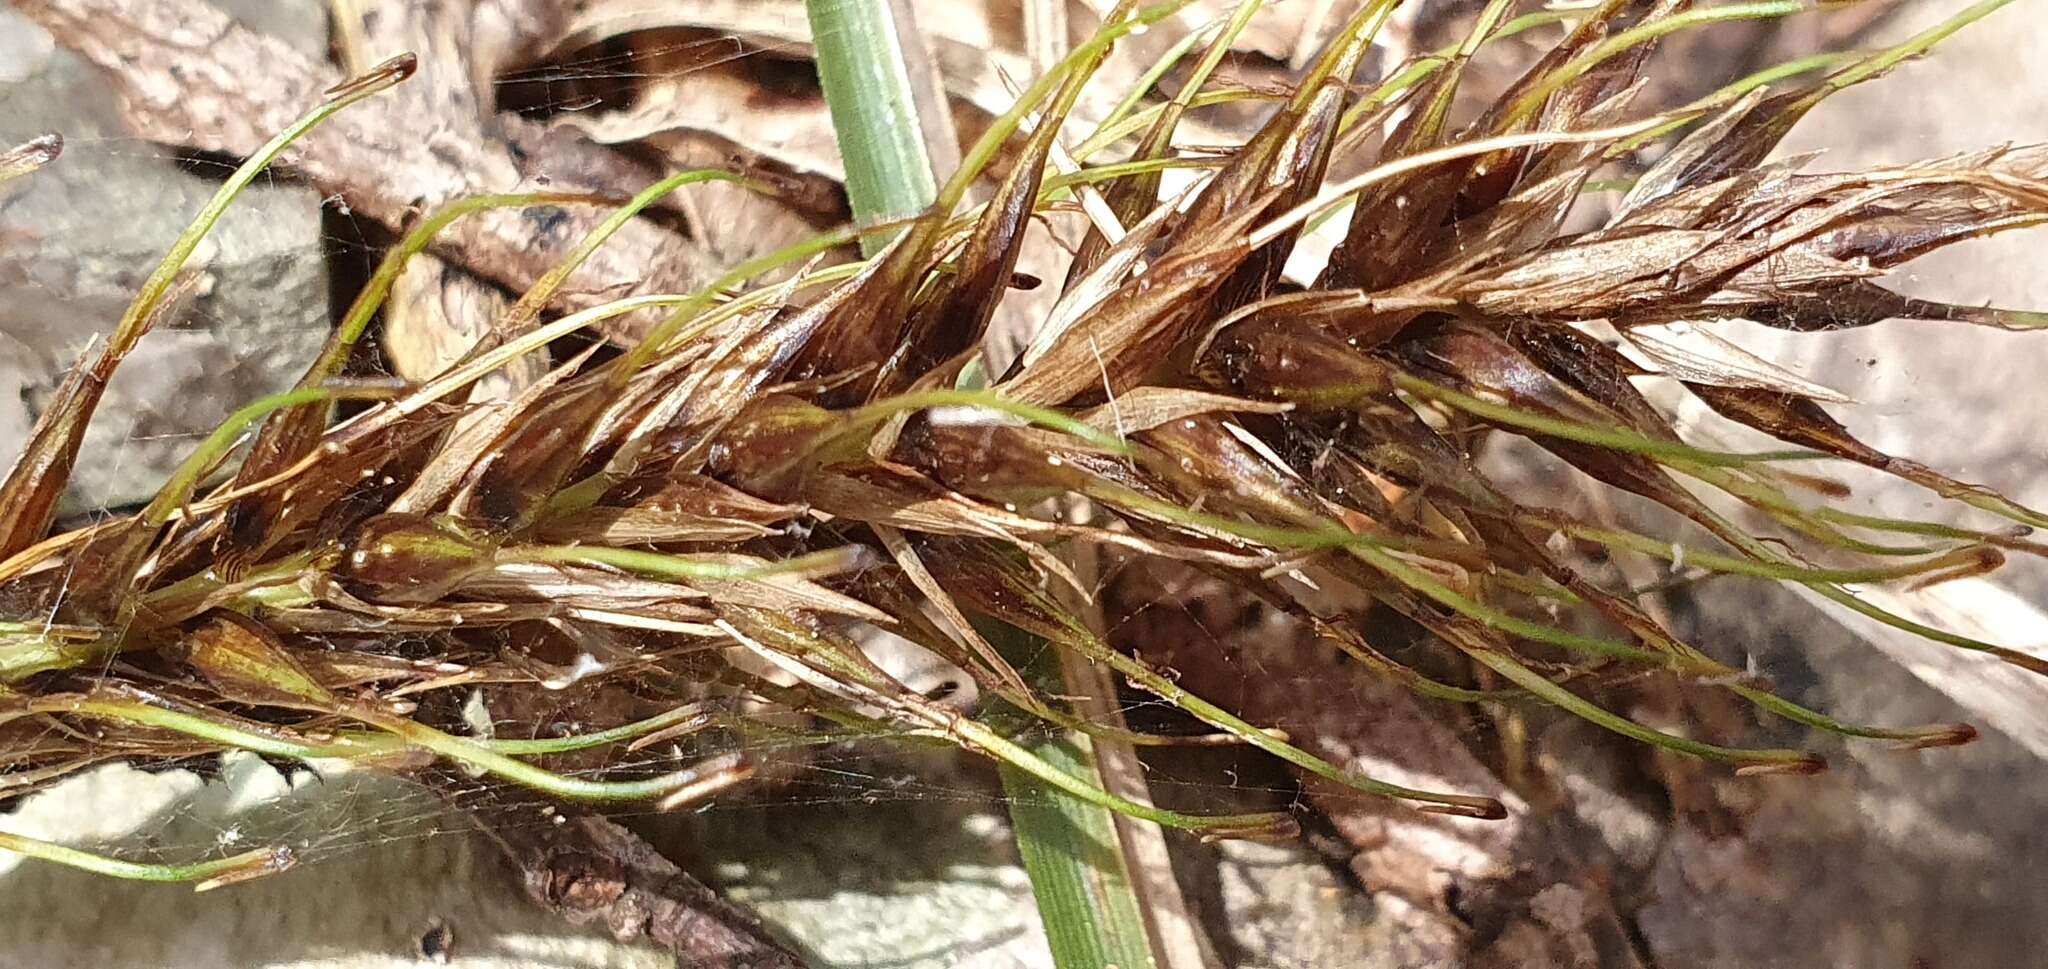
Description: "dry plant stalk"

(0, 0), (2043, 941)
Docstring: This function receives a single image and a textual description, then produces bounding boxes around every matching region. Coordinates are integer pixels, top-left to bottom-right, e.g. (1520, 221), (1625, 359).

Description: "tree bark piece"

(13, 0), (719, 343)
(1108, 563), (1648, 969)
(502, 815), (809, 969)
(455, 779), (811, 969)
(331, 0), (542, 397)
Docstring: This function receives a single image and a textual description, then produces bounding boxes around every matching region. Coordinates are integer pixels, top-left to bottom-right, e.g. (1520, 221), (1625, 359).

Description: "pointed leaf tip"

(25, 132), (62, 160)
(0, 133), (63, 181)
(1892, 723), (1979, 751)
(1998, 649), (2048, 678)
(325, 52), (417, 99)
(1734, 753), (1828, 776)
(192, 845), (298, 892)
(1417, 797), (1510, 820)
(1196, 815), (1304, 844)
